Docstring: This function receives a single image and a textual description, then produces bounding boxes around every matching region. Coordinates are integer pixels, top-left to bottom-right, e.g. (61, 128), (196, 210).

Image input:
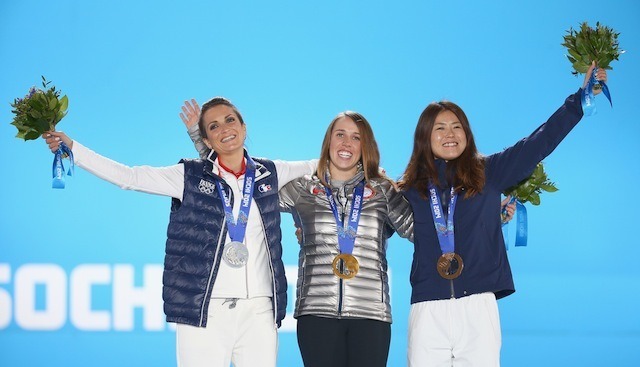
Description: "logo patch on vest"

(311, 184), (326, 195)
(198, 179), (215, 195)
(364, 184), (375, 199)
(258, 183), (272, 193)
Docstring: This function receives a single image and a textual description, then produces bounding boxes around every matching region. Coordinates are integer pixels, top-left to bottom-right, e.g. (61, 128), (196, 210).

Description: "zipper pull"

(223, 298), (239, 309)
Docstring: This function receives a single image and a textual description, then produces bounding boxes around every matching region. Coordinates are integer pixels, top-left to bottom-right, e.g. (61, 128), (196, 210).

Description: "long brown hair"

(398, 101), (485, 197)
(316, 111), (382, 186)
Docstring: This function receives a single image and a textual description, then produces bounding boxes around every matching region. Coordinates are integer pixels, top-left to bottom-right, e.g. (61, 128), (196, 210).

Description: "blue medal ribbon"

(514, 201), (528, 247)
(427, 185), (457, 254)
(214, 154), (256, 244)
(501, 196), (528, 248)
(325, 180), (365, 255)
(581, 67), (612, 116)
(52, 142), (74, 189)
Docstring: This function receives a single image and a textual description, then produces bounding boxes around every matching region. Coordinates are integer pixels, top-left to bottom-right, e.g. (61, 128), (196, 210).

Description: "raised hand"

(179, 99), (200, 128)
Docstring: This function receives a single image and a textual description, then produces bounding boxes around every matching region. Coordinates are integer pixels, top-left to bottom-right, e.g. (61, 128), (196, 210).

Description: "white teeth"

(338, 151), (352, 158)
(443, 142), (457, 147)
(221, 135), (236, 143)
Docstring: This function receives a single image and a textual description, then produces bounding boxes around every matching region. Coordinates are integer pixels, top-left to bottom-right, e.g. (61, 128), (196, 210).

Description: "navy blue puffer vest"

(163, 157), (286, 327)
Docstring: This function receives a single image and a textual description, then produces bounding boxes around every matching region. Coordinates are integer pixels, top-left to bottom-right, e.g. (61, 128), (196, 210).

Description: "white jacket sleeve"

(273, 159), (319, 191)
(72, 141), (186, 200)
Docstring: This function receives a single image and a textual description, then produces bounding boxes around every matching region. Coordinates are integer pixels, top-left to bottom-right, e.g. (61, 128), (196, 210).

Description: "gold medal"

(332, 254), (359, 280)
(436, 253), (464, 279)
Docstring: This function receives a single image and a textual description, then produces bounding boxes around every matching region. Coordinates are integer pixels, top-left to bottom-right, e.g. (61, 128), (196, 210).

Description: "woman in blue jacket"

(398, 63), (608, 366)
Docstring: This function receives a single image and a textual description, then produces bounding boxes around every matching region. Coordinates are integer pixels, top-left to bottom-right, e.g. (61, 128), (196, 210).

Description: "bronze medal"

(436, 252), (464, 279)
(332, 254), (359, 280)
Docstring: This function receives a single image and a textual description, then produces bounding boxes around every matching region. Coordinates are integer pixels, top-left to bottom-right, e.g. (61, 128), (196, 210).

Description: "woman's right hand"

(582, 61), (608, 95)
(42, 131), (73, 153)
(179, 99), (200, 128)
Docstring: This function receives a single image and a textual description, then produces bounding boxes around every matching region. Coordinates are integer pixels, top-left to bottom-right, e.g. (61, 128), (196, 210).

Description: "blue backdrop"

(1, 1), (639, 366)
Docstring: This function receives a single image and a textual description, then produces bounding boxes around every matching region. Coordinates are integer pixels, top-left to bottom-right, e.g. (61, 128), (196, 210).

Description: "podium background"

(1, 1), (639, 366)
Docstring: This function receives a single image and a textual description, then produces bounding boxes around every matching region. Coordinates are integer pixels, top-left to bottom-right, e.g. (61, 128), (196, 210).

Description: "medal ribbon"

(325, 180), (365, 255)
(215, 154), (256, 243)
(52, 142), (74, 189)
(501, 196), (528, 249)
(427, 185), (457, 254)
(581, 66), (612, 116)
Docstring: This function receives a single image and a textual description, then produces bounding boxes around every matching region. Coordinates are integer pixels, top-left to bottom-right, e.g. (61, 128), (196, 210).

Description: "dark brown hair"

(398, 101), (485, 197)
(316, 111), (382, 186)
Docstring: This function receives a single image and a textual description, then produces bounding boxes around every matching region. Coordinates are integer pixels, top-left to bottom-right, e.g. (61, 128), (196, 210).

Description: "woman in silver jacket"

(279, 111), (413, 367)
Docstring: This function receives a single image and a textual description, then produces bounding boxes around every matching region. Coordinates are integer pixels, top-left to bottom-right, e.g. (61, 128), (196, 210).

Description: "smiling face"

(430, 110), (467, 161)
(328, 116), (362, 181)
(201, 104), (246, 158)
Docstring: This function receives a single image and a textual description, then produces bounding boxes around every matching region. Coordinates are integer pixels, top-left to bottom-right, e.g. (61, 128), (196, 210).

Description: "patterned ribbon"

(52, 142), (74, 189)
(214, 153), (257, 243)
(325, 180), (365, 255)
(427, 185), (458, 254)
(502, 196), (528, 249)
(581, 66), (612, 116)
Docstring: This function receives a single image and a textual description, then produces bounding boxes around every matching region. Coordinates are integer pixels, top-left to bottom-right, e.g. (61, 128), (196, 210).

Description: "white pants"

(408, 292), (501, 367)
(176, 297), (277, 367)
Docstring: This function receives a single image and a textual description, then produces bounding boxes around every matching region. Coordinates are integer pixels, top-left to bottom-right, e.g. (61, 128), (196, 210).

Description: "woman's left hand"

(179, 99), (200, 128)
(582, 61), (608, 95)
(501, 196), (516, 224)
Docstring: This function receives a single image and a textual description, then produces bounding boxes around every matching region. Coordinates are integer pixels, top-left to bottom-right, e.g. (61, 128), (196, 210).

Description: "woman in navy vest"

(399, 64), (608, 366)
(44, 97), (317, 367)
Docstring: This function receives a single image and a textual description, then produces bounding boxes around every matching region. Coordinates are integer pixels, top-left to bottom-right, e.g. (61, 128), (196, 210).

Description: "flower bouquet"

(501, 163), (558, 247)
(9, 77), (73, 188)
(562, 22), (623, 114)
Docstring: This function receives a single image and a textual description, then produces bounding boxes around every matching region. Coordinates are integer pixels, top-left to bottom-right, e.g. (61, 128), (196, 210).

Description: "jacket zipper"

(441, 188), (456, 300)
(260, 213), (279, 328)
(337, 267), (344, 315)
(337, 188), (347, 315)
(381, 269), (385, 303)
(199, 215), (227, 327)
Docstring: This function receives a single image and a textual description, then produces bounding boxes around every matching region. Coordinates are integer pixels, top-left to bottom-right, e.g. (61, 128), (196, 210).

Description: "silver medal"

(222, 241), (249, 268)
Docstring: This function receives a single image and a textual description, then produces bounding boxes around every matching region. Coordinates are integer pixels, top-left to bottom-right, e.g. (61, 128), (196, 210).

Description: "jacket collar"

(324, 165), (366, 190)
(434, 159), (450, 189)
(203, 149), (272, 182)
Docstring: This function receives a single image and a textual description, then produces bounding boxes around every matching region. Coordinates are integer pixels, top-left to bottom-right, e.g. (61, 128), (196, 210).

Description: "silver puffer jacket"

(279, 169), (413, 323)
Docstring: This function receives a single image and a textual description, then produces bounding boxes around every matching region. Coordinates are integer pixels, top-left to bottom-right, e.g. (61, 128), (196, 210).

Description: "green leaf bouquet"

(503, 163), (558, 206)
(562, 21), (624, 76)
(10, 76), (68, 141)
(10, 77), (74, 188)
